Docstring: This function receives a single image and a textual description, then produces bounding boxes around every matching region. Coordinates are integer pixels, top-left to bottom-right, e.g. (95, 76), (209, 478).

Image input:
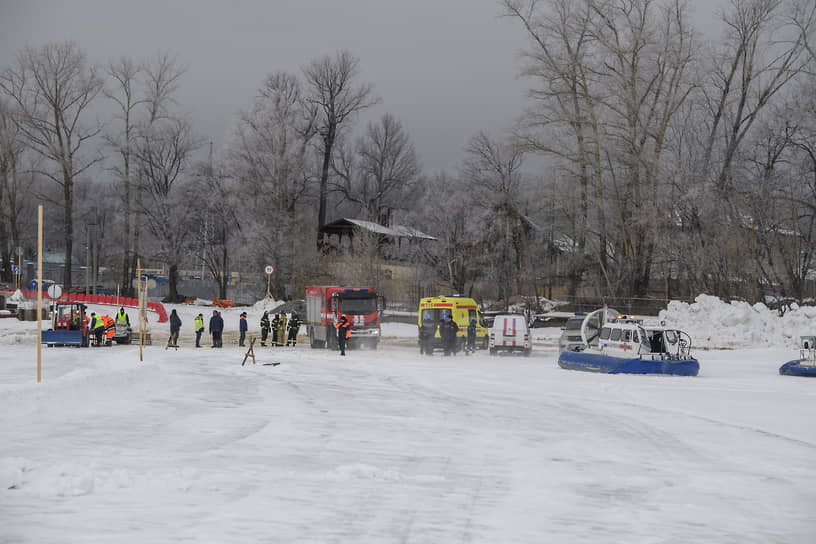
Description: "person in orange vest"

(102, 315), (115, 345)
(335, 315), (351, 356)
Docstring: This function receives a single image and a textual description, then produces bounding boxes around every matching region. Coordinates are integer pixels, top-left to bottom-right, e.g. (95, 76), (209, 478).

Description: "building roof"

(320, 218), (437, 241)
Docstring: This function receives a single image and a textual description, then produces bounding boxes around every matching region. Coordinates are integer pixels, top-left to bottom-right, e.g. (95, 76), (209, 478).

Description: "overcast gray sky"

(0, 0), (723, 174)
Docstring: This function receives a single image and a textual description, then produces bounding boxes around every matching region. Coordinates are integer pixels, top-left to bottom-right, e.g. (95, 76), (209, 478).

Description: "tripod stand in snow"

(242, 337), (256, 366)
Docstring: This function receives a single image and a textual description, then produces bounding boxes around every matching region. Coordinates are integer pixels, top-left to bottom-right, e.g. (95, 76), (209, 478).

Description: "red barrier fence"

(0, 290), (168, 323)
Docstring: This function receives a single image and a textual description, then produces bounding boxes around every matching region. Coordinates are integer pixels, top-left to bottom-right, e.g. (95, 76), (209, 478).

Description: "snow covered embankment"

(659, 294), (816, 349)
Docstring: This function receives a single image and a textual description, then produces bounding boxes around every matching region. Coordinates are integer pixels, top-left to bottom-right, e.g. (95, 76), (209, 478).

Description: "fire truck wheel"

(327, 328), (339, 350)
(309, 329), (325, 349)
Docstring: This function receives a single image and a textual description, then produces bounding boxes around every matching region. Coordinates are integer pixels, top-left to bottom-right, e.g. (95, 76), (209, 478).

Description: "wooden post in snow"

(138, 259), (143, 362)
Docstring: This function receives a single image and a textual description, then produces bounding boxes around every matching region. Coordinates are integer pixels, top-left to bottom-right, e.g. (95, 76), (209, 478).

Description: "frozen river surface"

(1, 321), (814, 543)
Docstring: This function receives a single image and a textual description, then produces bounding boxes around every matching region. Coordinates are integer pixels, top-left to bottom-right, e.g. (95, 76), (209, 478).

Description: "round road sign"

(47, 284), (63, 299)
(264, 265), (274, 275)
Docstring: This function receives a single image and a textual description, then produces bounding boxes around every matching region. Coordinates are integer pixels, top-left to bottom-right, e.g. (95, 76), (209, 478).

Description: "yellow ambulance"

(417, 295), (489, 352)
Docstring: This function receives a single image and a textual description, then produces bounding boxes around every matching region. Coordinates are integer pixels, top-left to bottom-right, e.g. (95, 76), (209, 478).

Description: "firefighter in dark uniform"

(270, 312), (280, 347)
(286, 311), (300, 346)
(260, 311), (270, 346)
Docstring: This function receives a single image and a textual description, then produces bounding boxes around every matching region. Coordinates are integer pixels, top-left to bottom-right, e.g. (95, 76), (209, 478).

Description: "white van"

(489, 313), (531, 356)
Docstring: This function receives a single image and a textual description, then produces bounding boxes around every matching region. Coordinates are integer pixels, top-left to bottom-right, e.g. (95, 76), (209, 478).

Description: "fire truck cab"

(306, 286), (384, 350)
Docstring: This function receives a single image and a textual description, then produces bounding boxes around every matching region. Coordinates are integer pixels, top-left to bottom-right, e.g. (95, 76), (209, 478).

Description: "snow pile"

(7, 289), (27, 303)
(251, 297), (280, 313)
(0, 328), (37, 345)
(659, 294), (816, 349)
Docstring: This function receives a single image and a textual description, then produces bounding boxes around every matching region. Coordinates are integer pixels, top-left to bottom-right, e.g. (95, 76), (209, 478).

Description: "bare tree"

(462, 132), (530, 306)
(136, 53), (186, 277)
(229, 70), (318, 297)
(0, 42), (103, 290)
(0, 98), (29, 281)
(421, 172), (473, 294)
(670, 0), (815, 298)
(132, 117), (198, 301)
(331, 113), (421, 224)
(504, 0), (605, 296)
(105, 56), (144, 296)
(302, 50), (378, 241)
(193, 151), (239, 300)
(506, 0), (698, 297)
(701, 0), (812, 193)
(589, 0), (697, 295)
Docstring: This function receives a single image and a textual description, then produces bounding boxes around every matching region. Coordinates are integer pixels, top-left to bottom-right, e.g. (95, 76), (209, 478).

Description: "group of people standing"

(419, 313), (478, 356)
(259, 311), (300, 347)
(169, 309), (267, 348)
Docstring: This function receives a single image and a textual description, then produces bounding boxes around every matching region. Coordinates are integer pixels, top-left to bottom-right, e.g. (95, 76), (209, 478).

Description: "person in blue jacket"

(466, 318), (477, 355)
(209, 310), (224, 348)
(168, 309), (182, 347)
(239, 312), (248, 347)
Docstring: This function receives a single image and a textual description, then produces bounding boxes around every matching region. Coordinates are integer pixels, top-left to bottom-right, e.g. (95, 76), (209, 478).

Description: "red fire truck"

(305, 286), (385, 350)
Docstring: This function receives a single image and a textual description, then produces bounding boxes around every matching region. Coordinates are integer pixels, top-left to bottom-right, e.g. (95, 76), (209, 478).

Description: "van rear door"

(495, 316), (519, 346)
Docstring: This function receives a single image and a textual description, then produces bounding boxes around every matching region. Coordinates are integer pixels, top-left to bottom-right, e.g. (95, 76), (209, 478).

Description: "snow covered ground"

(1, 298), (815, 543)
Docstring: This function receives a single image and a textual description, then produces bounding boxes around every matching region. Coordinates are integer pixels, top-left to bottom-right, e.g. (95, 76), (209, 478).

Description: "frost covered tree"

(673, 0), (815, 298)
(331, 113), (422, 225)
(105, 56), (144, 296)
(0, 42), (103, 290)
(302, 50), (378, 241)
(132, 117), (198, 301)
(229, 71), (319, 298)
(419, 172), (479, 295)
(0, 99), (26, 282)
(192, 151), (238, 300)
(104, 52), (188, 298)
(503, 0), (605, 296)
(461, 132), (534, 307)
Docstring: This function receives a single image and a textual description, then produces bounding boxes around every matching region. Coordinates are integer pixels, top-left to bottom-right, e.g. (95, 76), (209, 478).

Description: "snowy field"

(1, 298), (815, 543)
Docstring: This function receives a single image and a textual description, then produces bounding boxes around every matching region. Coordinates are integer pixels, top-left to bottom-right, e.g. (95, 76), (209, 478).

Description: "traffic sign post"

(264, 265), (274, 298)
(47, 284), (63, 300)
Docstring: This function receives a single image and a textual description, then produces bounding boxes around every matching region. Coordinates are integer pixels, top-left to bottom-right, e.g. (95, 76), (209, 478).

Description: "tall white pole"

(36, 205), (43, 383)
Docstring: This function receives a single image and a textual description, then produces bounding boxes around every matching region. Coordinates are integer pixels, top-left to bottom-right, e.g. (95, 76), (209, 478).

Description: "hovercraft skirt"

(779, 360), (816, 377)
(558, 350), (699, 376)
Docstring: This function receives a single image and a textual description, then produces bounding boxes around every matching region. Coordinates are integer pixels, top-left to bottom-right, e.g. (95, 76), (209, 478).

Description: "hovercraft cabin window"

(610, 328), (622, 341)
(600, 327), (611, 340)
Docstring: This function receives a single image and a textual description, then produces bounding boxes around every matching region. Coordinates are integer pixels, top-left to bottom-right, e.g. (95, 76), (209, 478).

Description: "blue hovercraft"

(779, 336), (816, 377)
(557, 309), (699, 376)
